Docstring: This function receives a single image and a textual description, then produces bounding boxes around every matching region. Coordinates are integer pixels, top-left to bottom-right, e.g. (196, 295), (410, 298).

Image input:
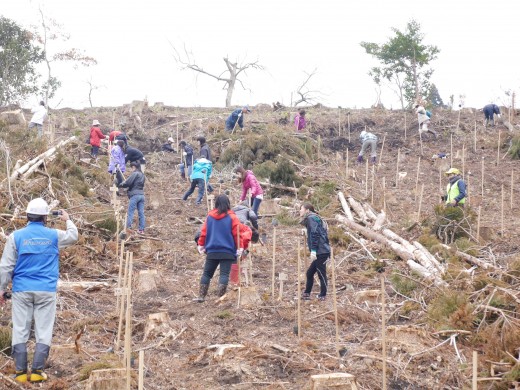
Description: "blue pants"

(252, 197), (262, 215)
(201, 258), (234, 286)
(127, 194), (145, 230)
(183, 178), (205, 204)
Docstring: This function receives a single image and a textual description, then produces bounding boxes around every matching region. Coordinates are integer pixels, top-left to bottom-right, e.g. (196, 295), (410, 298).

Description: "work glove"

(236, 248), (244, 257)
(197, 245), (206, 254)
(310, 251), (317, 261)
(183, 152), (187, 156)
(301, 228), (307, 236)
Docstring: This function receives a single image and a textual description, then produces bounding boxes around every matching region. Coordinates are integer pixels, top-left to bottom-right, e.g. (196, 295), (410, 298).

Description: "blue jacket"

(190, 158), (212, 181)
(483, 104), (500, 116)
(301, 212), (330, 255)
(12, 222), (59, 292)
(225, 108), (244, 130)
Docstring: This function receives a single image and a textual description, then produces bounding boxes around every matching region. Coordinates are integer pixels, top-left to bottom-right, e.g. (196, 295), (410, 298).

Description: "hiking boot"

(194, 284), (209, 303)
(217, 284), (228, 297)
(370, 156), (376, 164)
(13, 371), (27, 383)
(301, 292), (311, 301)
(356, 155), (364, 164)
(317, 295), (326, 301)
(30, 369), (48, 382)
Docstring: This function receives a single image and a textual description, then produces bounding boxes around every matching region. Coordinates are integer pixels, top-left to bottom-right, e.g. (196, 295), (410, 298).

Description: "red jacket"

(240, 224), (252, 250)
(90, 126), (106, 147)
(109, 130), (121, 142)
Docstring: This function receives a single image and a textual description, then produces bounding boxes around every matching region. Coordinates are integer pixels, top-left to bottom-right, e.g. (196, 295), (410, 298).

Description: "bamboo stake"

(417, 183), (424, 222)
(477, 206), (481, 242)
(381, 276), (387, 390)
(272, 225), (277, 299)
(371, 165), (375, 204)
(450, 134), (453, 167)
(414, 157), (421, 201)
(497, 131), (501, 165)
(511, 170), (514, 209)
(347, 113), (351, 142)
(331, 247), (340, 358)
(138, 350), (144, 390)
(365, 158), (369, 198)
(481, 159), (484, 198)
(396, 149), (400, 189)
(472, 351), (477, 390)
(462, 144), (465, 180)
(125, 252), (133, 390)
(297, 239), (302, 339)
(467, 173), (471, 204)
(501, 184), (504, 235)
(378, 133), (386, 166)
(115, 251), (129, 352)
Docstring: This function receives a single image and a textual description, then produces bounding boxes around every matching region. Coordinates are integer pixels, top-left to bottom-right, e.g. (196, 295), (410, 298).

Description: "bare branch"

(294, 68), (322, 106)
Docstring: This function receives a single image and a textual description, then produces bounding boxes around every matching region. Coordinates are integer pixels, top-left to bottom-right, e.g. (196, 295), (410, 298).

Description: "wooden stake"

(345, 149), (349, 179)
(138, 350), (144, 390)
(473, 121), (477, 153)
(414, 157), (421, 201)
(497, 131), (501, 165)
(116, 240), (125, 313)
(467, 173), (470, 204)
(371, 165), (375, 204)
(417, 183), (424, 222)
(501, 184), (505, 235)
(395, 149), (400, 189)
(176, 122), (179, 153)
(472, 351), (478, 390)
(450, 134), (453, 167)
(347, 113), (351, 142)
(331, 247), (340, 358)
(404, 111), (407, 140)
(462, 144), (465, 180)
(382, 177), (386, 213)
(439, 166), (442, 193)
(125, 252), (133, 390)
(272, 226), (276, 299)
(378, 133), (386, 166)
(481, 159), (484, 198)
(477, 206), (481, 242)
(511, 170), (514, 209)
(381, 276), (387, 390)
(278, 272), (287, 301)
(338, 107), (341, 136)
(365, 158), (369, 198)
(297, 239), (302, 339)
(115, 251), (129, 352)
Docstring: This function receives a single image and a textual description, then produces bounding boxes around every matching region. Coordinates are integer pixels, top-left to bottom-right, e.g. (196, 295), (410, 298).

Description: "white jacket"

(360, 131), (377, 143)
(30, 105), (47, 125)
(416, 105), (429, 125)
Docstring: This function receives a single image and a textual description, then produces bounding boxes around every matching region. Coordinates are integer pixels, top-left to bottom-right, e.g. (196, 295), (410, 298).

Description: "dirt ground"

(0, 105), (519, 389)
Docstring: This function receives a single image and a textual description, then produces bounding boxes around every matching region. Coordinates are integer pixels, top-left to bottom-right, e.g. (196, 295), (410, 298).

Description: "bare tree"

(85, 77), (104, 108)
(293, 68), (322, 106)
(171, 44), (263, 107)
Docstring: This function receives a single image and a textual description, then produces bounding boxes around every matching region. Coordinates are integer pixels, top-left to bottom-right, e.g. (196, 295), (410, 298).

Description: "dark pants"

(114, 170), (124, 186)
(91, 145), (99, 157)
(201, 258), (234, 285)
(183, 178), (205, 204)
(304, 253), (330, 297)
(252, 197), (262, 216)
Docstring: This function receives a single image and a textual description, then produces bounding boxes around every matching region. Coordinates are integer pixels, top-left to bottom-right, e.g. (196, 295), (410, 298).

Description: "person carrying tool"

(119, 162), (146, 234)
(442, 168), (466, 207)
(483, 103), (501, 127)
(300, 202), (330, 302)
(182, 158), (212, 205)
(225, 106), (251, 132)
(0, 198), (78, 383)
(195, 194), (241, 302)
(357, 129), (378, 164)
(294, 109), (306, 132)
(415, 104), (437, 137)
(89, 120), (106, 158)
(124, 145), (146, 173)
(28, 101), (48, 138)
(108, 140), (126, 187)
(235, 166), (263, 215)
(179, 140), (194, 179)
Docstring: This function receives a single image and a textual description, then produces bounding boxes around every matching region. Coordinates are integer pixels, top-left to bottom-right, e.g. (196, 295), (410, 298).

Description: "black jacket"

(125, 147), (145, 163)
(200, 144), (211, 161)
(301, 212), (330, 255)
(119, 171), (145, 197)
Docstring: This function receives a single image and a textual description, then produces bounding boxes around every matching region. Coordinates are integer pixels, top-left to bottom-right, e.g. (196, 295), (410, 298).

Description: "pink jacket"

(240, 170), (263, 201)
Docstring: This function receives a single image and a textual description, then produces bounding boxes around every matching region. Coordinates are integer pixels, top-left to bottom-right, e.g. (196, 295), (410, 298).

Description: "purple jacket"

(240, 170), (263, 201)
(295, 114), (306, 131)
(108, 145), (126, 173)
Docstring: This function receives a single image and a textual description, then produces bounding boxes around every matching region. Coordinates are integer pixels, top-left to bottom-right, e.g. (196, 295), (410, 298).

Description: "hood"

(208, 209), (236, 220)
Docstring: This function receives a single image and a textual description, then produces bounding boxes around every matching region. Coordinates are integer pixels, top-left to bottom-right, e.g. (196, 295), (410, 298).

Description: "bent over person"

(0, 198), (78, 383)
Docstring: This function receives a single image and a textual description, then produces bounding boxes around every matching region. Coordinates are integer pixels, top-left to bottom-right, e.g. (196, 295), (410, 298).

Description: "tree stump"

(85, 368), (126, 390)
(0, 110), (26, 125)
(138, 270), (157, 293)
(143, 312), (171, 341)
(308, 373), (359, 390)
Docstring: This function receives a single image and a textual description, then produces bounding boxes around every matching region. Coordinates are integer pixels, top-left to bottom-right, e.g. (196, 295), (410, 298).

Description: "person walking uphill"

(182, 158), (212, 205)
(108, 140), (126, 187)
(119, 162), (146, 234)
(300, 203), (330, 301)
(415, 104), (437, 137)
(443, 168), (466, 207)
(483, 103), (501, 127)
(235, 166), (264, 215)
(89, 120), (105, 158)
(195, 194), (241, 302)
(28, 101), (48, 138)
(0, 198), (78, 383)
(357, 129), (378, 164)
(225, 106), (251, 132)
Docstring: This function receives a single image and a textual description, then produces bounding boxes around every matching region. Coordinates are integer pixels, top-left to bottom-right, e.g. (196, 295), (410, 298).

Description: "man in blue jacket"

(182, 158), (212, 205)
(0, 198), (78, 383)
(225, 106), (251, 131)
(483, 103), (501, 127)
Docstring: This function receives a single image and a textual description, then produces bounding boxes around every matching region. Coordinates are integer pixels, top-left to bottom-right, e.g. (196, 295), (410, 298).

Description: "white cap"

(26, 198), (50, 215)
(168, 137), (174, 143)
(360, 130), (366, 137)
(92, 119), (100, 126)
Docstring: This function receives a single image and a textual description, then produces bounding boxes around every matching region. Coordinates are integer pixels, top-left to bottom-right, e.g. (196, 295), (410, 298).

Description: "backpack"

(426, 110), (432, 118)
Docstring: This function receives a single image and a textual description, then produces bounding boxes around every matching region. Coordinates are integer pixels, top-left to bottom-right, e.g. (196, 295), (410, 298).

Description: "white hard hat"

(360, 130), (366, 137)
(26, 198), (50, 215)
(92, 120), (100, 126)
(167, 137), (174, 143)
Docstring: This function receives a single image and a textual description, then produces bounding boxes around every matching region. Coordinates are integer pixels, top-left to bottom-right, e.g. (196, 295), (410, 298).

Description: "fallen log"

(413, 241), (444, 273)
(440, 244), (499, 271)
(258, 181), (298, 194)
(347, 197), (368, 223)
(373, 211), (386, 231)
(11, 136), (77, 181)
(337, 192), (354, 221)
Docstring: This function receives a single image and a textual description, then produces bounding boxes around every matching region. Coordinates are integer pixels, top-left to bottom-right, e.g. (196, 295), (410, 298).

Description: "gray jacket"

(120, 171), (145, 197)
(232, 205), (258, 230)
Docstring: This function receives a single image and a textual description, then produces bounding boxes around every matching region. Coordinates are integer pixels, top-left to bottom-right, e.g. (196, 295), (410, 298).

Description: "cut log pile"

(336, 192), (447, 286)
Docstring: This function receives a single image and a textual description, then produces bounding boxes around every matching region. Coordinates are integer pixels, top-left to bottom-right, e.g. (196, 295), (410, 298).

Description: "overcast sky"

(2, 0), (519, 110)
